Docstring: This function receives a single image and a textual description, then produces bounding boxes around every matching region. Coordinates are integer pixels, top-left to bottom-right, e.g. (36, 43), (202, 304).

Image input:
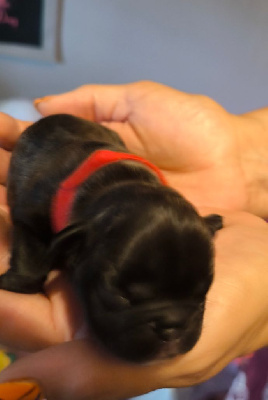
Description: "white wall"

(0, 0), (267, 113)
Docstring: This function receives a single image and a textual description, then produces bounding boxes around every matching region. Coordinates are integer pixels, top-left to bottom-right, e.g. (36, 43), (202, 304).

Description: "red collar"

(51, 149), (167, 233)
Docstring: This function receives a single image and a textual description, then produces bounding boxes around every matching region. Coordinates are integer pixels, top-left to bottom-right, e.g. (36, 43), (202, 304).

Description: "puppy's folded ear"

(48, 224), (86, 270)
(203, 214), (223, 236)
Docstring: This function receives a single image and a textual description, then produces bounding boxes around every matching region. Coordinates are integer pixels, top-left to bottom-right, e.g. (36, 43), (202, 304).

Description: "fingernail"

(0, 380), (44, 400)
(33, 96), (53, 109)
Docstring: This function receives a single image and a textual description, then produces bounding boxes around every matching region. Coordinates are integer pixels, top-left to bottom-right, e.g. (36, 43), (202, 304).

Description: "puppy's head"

(50, 183), (220, 362)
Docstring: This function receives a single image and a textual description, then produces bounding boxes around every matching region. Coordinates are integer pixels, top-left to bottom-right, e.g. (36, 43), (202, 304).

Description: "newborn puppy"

(0, 114), (222, 362)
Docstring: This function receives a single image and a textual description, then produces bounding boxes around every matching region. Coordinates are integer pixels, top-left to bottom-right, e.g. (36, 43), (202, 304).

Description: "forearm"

(235, 107), (268, 217)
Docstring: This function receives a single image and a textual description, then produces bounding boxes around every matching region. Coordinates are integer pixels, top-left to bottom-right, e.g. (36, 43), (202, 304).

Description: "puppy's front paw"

(0, 271), (44, 293)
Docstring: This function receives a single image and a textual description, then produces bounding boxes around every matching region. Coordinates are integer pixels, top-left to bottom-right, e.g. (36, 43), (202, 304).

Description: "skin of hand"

(0, 115), (84, 350)
(0, 206), (83, 352)
(0, 210), (267, 400)
(34, 81), (268, 218)
(0, 83), (268, 398)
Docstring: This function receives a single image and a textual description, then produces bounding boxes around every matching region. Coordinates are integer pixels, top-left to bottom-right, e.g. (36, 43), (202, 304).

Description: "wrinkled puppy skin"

(0, 114), (223, 363)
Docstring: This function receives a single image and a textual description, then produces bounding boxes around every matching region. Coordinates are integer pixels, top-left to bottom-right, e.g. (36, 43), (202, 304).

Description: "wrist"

(234, 109), (268, 217)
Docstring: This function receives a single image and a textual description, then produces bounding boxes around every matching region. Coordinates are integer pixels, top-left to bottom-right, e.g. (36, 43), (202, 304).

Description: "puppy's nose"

(160, 308), (188, 330)
(159, 327), (180, 342)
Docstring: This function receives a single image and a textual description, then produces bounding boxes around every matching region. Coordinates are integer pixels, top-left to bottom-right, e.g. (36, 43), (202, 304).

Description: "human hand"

(0, 112), (162, 400)
(1, 91), (268, 399)
(0, 113), (83, 352)
(0, 113), (30, 205)
(34, 81), (268, 217)
(0, 211), (267, 400)
(0, 205), (83, 352)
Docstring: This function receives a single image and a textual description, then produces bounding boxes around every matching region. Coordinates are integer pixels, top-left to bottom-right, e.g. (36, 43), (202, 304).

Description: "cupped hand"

(0, 206), (83, 351)
(0, 113), (83, 352)
(0, 102), (268, 399)
(0, 211), (267, 400)
(0, 112), (31, 205)
(35, 81), (257, 214)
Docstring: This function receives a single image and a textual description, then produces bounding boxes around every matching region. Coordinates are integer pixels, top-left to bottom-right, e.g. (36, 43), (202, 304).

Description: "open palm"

(37, 81), (247, 212)
(0, 90), (268, 399)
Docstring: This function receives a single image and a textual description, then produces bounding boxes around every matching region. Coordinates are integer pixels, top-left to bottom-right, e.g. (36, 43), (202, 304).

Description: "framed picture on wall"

(0, 0), (61, 62)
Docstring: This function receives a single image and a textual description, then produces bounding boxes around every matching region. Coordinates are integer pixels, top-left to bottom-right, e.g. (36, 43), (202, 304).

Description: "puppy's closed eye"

(97, 283), (130, 311)
(125, 282), (156, 304)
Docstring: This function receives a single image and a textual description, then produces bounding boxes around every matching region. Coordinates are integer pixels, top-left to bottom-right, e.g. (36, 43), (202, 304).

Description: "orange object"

(0, 380), (44, 400)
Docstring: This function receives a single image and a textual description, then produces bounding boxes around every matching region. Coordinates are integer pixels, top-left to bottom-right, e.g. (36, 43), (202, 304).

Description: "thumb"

(0, 340), (158, 400)
(0, 113), (31, 151)
(33, 84), (130, 124)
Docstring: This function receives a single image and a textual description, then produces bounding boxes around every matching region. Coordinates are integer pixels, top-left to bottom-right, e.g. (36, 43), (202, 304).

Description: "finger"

(0, 113), (31, 150)
(0, 186), (7, 205)
(0, 290), (63, 351)
(0, 148), (11, 185)
(0, 206), (10, 274)
(0, 266), (83, 350)
(0, 276), (83, 352)
(199, 208), (267, 228)
(34, 84), (148, 155)
(219, 210), (268, 230)
(0, 339), (160, 400)
(34, 84), (130, 123)
(0, 210), (84, 348)
(44, 271), (85, 341)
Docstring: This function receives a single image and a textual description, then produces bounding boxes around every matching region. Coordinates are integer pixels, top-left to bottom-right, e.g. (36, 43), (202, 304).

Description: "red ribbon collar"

(51, 149), (167, 233)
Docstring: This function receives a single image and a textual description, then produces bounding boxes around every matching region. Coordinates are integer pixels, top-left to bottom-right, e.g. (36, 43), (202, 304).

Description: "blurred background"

(0, 0), (267, 114)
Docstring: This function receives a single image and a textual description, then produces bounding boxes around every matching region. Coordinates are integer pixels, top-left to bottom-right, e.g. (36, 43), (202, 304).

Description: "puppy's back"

(8, 114), (125, 229)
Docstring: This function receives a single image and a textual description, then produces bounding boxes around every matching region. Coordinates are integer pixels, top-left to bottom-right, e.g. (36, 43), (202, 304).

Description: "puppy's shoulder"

(21, 114), (125, 148)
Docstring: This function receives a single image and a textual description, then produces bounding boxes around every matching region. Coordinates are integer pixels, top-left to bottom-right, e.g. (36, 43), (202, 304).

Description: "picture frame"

(0, 0), (62, 62)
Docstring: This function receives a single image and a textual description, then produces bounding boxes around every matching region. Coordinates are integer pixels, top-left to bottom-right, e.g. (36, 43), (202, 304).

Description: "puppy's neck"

(51, 149), (167, 233)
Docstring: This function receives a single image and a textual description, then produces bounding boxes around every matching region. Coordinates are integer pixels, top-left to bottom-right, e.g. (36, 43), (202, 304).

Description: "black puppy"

(0, 114), (222, 362)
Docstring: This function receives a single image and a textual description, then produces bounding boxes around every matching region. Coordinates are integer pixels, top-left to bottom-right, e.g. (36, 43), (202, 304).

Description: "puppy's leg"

(0, 224), (49, 293)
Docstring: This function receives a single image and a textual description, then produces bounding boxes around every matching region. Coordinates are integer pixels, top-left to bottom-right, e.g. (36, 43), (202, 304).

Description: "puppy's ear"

(203, 214), (223, 236)
(48, 223), (86, 270)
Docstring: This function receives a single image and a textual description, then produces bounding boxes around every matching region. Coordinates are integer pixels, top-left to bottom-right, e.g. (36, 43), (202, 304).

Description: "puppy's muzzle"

(119, 301), (203, 360)
(148, 302), (204, 359)
(87, 287), (204, 362)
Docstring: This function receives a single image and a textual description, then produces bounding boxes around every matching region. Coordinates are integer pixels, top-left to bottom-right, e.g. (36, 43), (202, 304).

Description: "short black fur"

(0, 114), (223, 362)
